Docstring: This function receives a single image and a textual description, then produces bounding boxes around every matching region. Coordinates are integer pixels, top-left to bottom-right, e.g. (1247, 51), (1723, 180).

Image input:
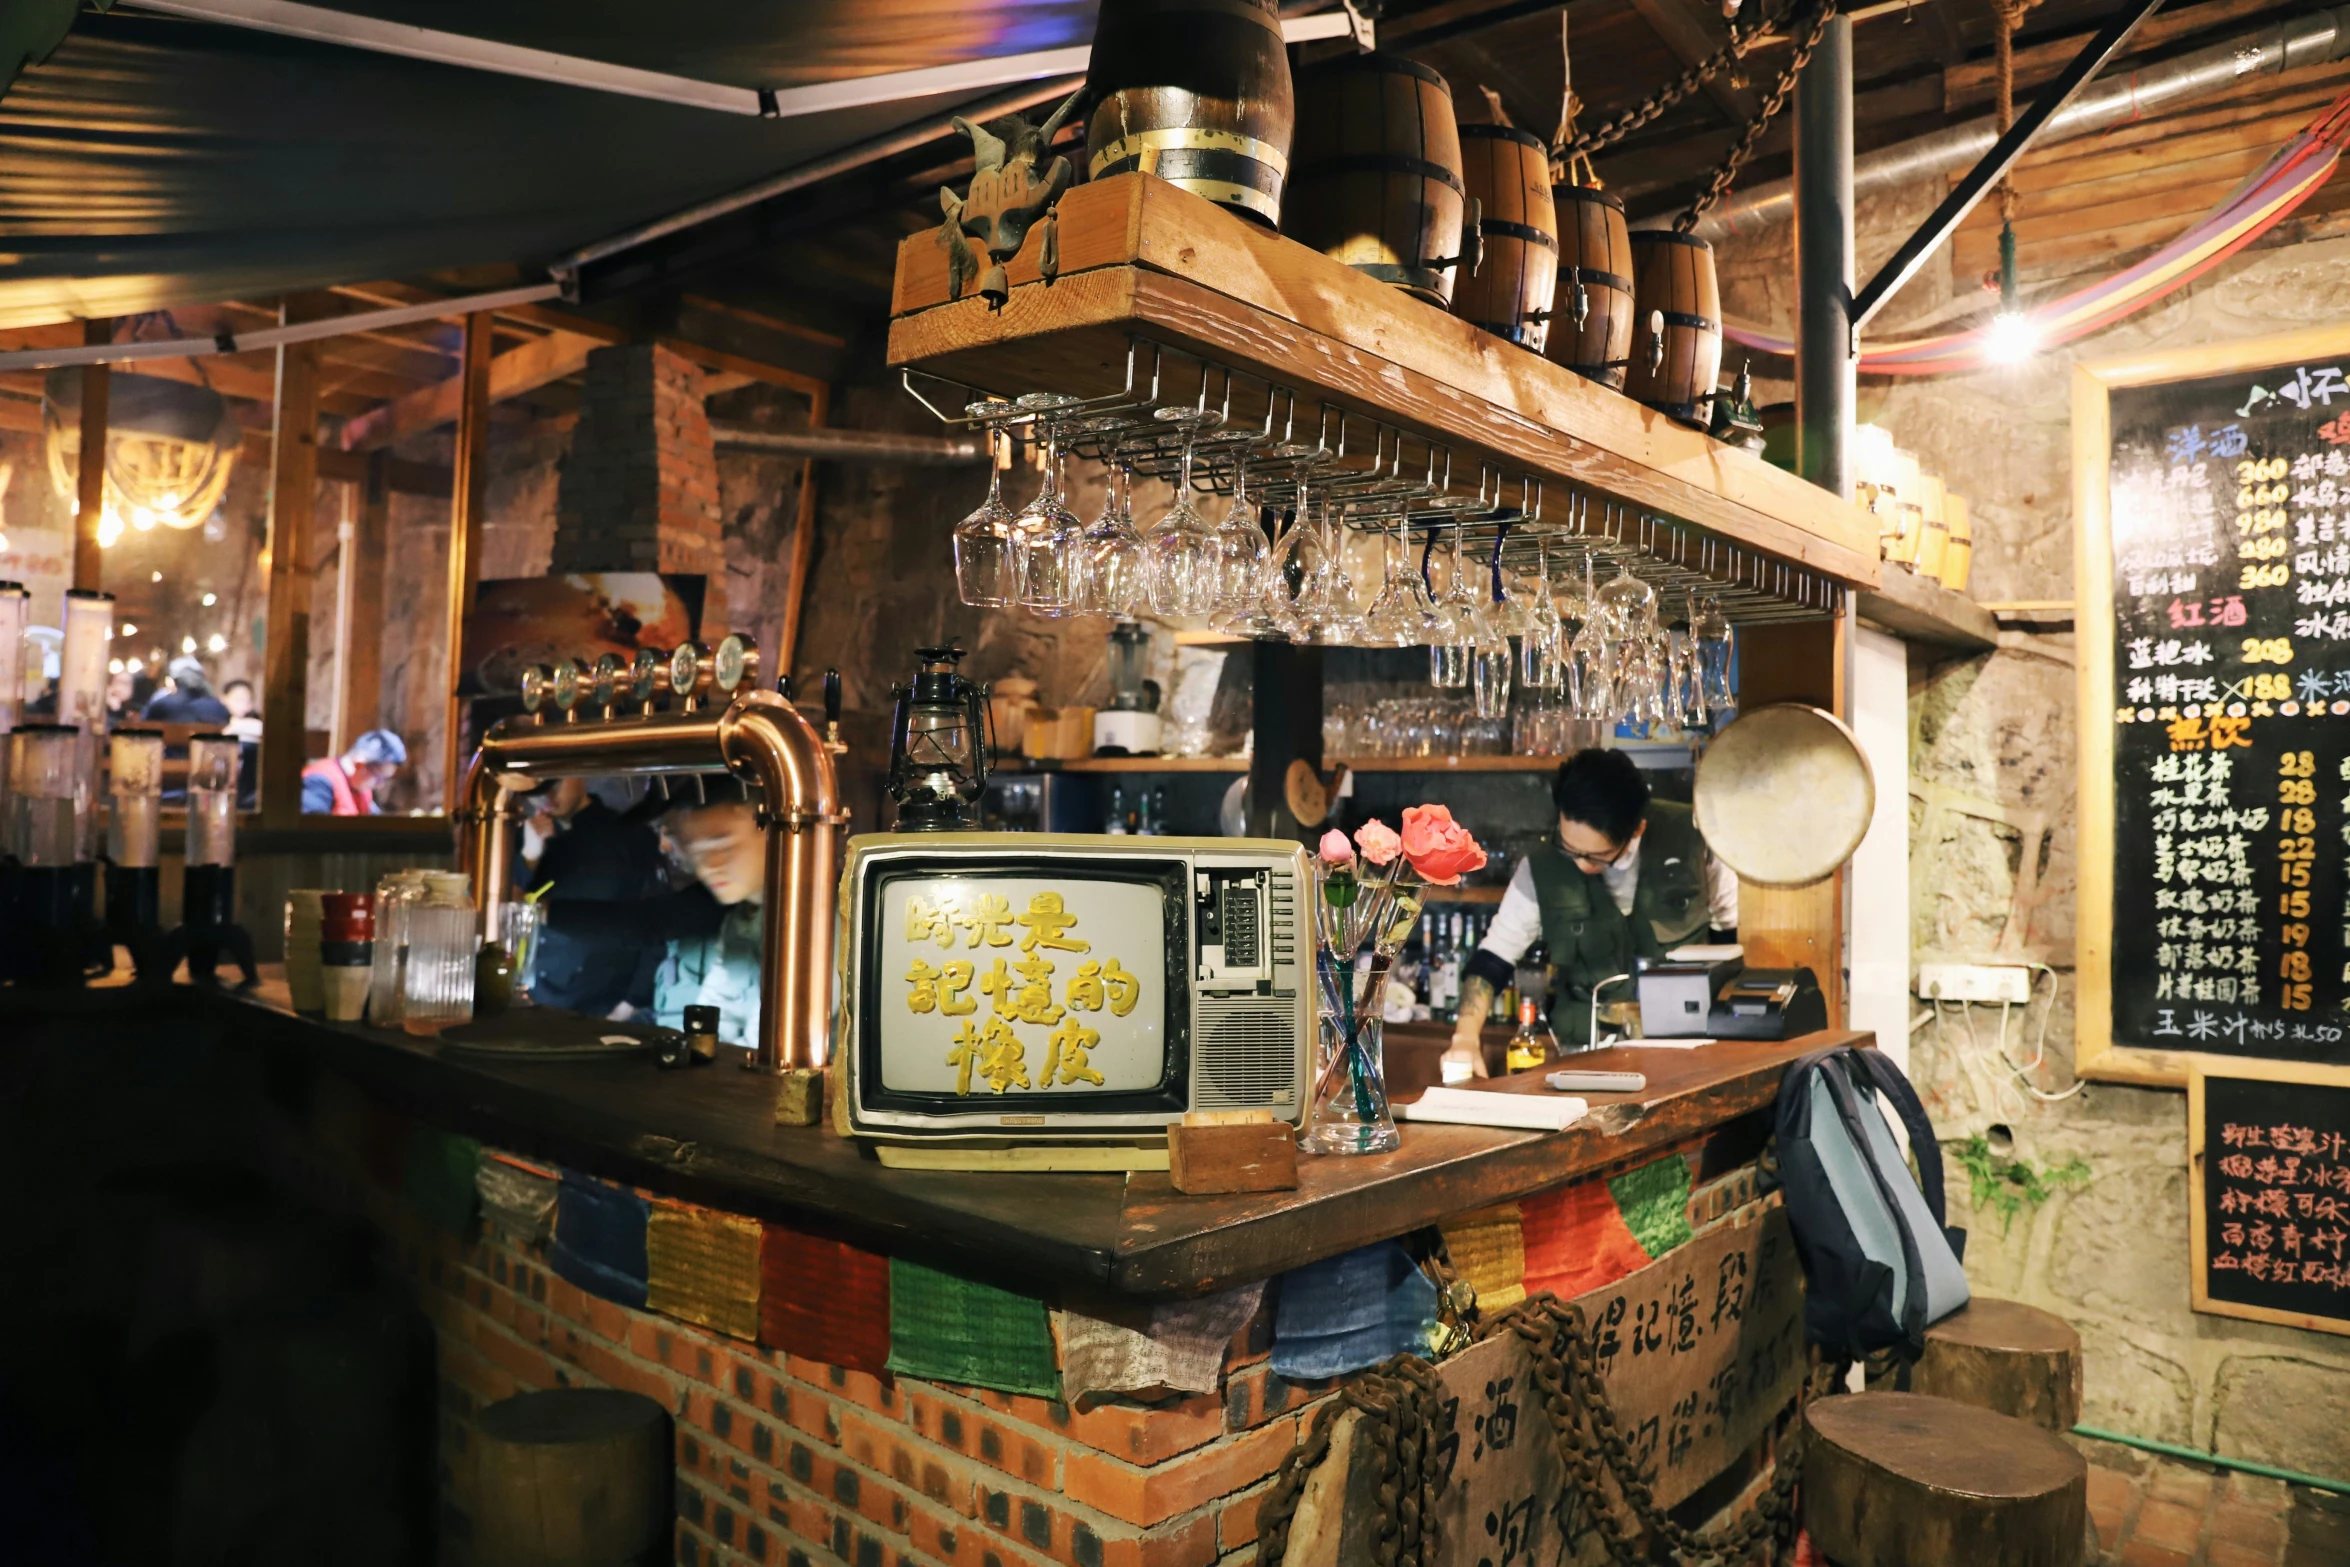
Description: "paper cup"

(322, 964), (372, 1022)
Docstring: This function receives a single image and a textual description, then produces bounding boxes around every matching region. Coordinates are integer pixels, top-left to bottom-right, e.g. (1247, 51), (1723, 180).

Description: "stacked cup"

(320, 892), (376, 1022)
(284, 889), (330, 1012)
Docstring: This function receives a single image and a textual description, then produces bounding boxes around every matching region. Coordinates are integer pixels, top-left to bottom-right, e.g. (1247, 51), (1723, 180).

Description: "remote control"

(1545, 1070), (1647, 1094)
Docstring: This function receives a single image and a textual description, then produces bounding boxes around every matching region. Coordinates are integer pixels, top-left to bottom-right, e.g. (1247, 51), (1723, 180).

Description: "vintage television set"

(837, 833), (1313, 1157)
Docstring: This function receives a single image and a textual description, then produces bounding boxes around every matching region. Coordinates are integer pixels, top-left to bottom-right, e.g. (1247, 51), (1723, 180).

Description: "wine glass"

(1294, 501), (1367, 645)
(1263, 475), (1330, 642)
(1209, 455), (1269, 621)
(1520, 540), (1566, 691)
(1010, 419), (1084, 615)
(1696, 592), (1736, 713)
(1145, 409), (1222, 619)
(951, 431), (1015, 608)
(1363, 515), (1426, 647)
(1078, 459), (1147, 617)
(1467, 533), (1516, 720)
(1429, 520), (1479, 688)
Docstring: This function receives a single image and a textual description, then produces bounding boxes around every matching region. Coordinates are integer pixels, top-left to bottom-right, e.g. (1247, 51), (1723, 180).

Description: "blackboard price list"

(2209, 1120), (2350, 1297)
(2108, 359), (2350, 1063)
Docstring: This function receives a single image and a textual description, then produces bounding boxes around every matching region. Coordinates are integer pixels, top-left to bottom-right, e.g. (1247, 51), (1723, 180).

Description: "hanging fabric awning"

(0, 1), (1093, 328)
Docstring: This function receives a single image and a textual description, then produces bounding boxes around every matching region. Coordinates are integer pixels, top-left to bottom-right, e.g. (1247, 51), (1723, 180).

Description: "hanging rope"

(1994, 0), (2036, 227)
(1676, 0), (1843, 232)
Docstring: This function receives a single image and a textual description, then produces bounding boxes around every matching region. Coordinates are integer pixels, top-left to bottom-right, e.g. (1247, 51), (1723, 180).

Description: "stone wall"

(1716, 204), (2350, 1470)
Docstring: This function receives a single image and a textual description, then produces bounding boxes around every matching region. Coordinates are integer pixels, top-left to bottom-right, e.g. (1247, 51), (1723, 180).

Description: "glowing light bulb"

(206, 633), (227, 654)
(200, 592), (217, 607)
(120, 623), (136, 637)
(1986, 311), (2038, 366)
(150, 571), (162, 583)
(108, 657), (123, 674)
(127, 657), (143, 673)
(181, 635), (197, 655)
(96, 510), (124, 548)
(131, 507), (158, 532)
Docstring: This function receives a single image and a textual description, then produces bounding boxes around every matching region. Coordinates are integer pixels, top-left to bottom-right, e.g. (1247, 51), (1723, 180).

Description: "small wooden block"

(774, 1068), (825, 1127)
(1169, 1119), (1298, 1194)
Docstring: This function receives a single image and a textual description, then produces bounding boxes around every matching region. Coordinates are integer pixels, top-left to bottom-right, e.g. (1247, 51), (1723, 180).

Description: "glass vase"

(1302, 949), (1401, 1156)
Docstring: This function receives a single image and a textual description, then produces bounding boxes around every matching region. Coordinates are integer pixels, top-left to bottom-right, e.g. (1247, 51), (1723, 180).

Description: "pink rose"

(1400, 804), (1487, 887)
(1354, 819), (1402, 866)
(1318, 828), (1355, 867)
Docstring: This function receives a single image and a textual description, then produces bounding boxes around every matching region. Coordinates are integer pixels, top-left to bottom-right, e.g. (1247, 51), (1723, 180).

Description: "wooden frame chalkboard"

(2077, 326), (2350, 1087)
(2187, 1057), (2350, 1336)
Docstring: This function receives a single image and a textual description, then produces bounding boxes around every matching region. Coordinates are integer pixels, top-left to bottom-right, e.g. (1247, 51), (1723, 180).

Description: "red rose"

(1400, 804), (1487, 886)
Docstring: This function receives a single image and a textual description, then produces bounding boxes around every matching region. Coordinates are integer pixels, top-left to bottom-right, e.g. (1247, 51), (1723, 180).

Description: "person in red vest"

(300, 729), (407, 814)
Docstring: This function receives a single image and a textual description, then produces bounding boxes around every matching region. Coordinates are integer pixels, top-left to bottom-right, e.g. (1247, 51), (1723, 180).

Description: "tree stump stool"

(474, 1388), (670, 1567)
(1910, 1297), (2084, 1433)
(1804, 1391), (2087, 1567)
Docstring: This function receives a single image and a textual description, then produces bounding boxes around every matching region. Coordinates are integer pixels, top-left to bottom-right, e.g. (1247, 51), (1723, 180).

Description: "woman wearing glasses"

(1443, 747), (1739, 1076)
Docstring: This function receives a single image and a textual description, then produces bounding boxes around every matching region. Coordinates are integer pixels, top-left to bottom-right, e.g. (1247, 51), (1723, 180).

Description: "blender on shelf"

(1092, 618), (1162, 757)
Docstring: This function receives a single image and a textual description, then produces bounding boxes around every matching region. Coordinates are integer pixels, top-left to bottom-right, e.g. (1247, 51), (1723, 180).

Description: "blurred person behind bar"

(301, 729), (405, 814)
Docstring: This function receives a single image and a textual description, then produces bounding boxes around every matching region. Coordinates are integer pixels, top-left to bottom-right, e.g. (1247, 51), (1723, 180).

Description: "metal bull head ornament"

(938, 89), (1085, 311)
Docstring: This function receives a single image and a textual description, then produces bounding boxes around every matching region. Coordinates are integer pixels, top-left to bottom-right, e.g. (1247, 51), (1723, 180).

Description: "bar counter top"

(28, 980), (1851, 1299)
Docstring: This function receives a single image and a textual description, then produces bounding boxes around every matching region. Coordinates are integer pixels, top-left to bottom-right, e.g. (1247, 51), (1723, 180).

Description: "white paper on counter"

(1398, 1086), (1589, 1132)
(1617, 1037), (1714, 1049)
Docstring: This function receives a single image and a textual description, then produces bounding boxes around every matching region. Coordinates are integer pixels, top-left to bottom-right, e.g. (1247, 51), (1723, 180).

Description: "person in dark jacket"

(518, 777), (673, 1017)
(141, 655), (230, 724)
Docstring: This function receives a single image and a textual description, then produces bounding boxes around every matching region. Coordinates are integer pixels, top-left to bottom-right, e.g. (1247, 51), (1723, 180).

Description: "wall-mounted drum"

(1451, 124), (1557, 349)
(1086, 0), (1295, 230)
(1623, 230), (1723, 425)
(1286, 53), (1468, 308)
(1546, 185), (1635, 389)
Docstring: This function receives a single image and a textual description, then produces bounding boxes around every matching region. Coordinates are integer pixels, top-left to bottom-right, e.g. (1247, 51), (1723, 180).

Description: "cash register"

(1636, 953), (1827, 1042)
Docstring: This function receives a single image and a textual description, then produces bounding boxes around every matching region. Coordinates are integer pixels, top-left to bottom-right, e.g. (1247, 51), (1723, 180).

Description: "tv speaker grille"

(1194, 994), (1300, 1109)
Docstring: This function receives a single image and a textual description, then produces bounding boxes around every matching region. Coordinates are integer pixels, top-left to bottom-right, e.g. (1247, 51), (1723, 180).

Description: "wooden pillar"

(1732, 614), (1851, 1025)
(71, 319), (111, 592)
(777, 383), (830, 684)
(442, 311), (495, 813)
(335, 451), (390, 754)
(259, 318), (322, 829)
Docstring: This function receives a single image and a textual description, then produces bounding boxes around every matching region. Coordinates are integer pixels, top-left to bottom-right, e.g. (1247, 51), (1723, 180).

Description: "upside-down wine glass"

(1429, 520), (1478, 688)
(1010, 413), (1084, 615)
(1145, 408), (1222, 619)
(1363, 514), (1424, 647)
(1078, 459), (1147, 617)
(1209, 454), (1268, 621)
(952, 427), (1015, 608)
(1468, 530), (1515, 721)
(1520, 539), (1566, 691)
(1696, 591), (1736, 714)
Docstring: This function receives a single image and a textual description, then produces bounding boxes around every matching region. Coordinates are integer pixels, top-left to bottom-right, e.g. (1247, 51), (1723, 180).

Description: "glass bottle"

(1506, 994), (1551, 1073)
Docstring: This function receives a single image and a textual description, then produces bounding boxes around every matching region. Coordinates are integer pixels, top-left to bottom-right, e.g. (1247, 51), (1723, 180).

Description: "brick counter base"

(401, 1215), (1318, 1567)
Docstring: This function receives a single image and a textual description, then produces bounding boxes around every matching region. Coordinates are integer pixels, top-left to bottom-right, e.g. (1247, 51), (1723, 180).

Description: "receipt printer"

(1707, 967), (1828, 1041)
(1636, 957), (1742, 1038)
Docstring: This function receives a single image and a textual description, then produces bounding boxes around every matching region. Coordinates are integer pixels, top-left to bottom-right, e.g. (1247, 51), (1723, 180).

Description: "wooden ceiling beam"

(1942, 0), (2283, 112)
(338, 328), (599, 452)
(1628, 0), (1762, 122)
(329, 279), (631, 346)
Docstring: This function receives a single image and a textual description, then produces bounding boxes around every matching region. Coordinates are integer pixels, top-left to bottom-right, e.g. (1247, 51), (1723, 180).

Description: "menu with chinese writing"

(2102, 357), (2350, 1069)
(2189, 1060), (2350, 1336)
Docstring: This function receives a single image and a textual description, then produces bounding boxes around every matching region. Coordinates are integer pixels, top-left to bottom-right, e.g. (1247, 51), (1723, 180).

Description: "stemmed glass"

(1428, 520), (1479, 688)
(1078, 459), (1147, 617)
(1519, 539), (1566, 691)
(1145, 409), (1221, 619)
(952, 428), (1015, 608)
(1295, 500), (1366, 645)
(1468, 531), (1515, 720)
(1363, 515), (1425, 647)
(1696, 592), (1736, 713)
(1209, 455), (1268, 622)
(1264, 471), (1328, 642)
(1010, 414), (1084, 615)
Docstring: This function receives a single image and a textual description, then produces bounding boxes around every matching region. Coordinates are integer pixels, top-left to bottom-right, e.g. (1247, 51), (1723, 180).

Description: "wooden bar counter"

(4, 983), (1849, 1566)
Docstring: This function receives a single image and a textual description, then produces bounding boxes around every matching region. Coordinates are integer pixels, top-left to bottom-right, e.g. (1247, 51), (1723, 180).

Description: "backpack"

(1767, 1042), (1969, 1360)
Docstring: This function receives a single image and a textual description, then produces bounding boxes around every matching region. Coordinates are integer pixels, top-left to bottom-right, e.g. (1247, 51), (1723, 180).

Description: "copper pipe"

(458, 692), (842, 1073)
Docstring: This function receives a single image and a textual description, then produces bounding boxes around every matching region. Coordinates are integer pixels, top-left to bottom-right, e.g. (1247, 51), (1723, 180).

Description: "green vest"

(1528, 800), (1714, 1043)
(654, 901), (764, 1047)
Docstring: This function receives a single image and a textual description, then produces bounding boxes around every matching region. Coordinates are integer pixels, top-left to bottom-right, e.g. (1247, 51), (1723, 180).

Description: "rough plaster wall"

(1719, 208), (2350, 1468)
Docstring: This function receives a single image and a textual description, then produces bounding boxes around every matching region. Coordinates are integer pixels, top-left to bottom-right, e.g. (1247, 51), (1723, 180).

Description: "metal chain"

(1559, 0), (1799, 163)
(1676, 0), (1843, 232)
(1255, 1355), (1456, 1567)
(1253, 1291), (1843, 1567)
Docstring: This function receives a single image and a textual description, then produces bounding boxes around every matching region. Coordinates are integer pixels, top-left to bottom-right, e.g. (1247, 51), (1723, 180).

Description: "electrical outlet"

(1916, 963), (2033, 1004)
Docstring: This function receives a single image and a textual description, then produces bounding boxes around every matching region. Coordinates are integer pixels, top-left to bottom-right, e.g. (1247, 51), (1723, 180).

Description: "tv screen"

(865, 866), (1184, 1111)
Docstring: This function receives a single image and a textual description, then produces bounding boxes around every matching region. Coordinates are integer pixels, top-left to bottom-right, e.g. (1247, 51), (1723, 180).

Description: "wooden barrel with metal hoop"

(1451, 123), (1557, 349)
(1085, 0), (1295, 230)
(1545, 184), (1636, 388)
(1285, 53), (1469, 307)
(1623, 229), (1723, 423)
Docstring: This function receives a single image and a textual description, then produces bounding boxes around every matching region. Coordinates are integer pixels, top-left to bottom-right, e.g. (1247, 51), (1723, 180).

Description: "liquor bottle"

(1505, 994), (1550, 1074)
(1105, 786), (1128, 835)
(1407, 935), (1432, 1022)
(1149, 784), (1168, 836)
(1429, 913), (1453, 1021)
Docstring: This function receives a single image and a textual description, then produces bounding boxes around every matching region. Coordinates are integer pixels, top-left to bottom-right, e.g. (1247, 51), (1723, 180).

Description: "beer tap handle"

(824, 668), (846, 754)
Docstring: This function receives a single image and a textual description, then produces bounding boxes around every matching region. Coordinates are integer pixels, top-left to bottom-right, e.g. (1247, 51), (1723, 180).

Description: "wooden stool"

(1804, 1392), (2087, 1567)
(1911, 1298), (2083, 1433)
(474, 1388), (669, 1567)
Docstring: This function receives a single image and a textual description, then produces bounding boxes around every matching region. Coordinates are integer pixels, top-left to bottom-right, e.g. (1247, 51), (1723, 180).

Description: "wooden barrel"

(1285, 53), (1467, 307)
(1545, 185), (1635, 388)
(1086, 0), (1295, 230)
(1451, 124), (1557, 349)
(1623, 230), (1723, 424)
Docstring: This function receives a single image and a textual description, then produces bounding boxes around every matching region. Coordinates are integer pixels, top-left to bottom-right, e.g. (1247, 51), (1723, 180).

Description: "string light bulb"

(1987, 219), (2036, 365)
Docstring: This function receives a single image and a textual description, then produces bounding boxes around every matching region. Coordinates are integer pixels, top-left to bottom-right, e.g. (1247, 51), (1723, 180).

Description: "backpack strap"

(1848, 1048), (1950, 1229)
(1815, 1051), (1934, 1351)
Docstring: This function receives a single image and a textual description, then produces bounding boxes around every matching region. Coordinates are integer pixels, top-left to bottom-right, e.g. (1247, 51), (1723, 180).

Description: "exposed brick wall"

(397, 1196), (1321, 1567)
(552, 343), (724, 580)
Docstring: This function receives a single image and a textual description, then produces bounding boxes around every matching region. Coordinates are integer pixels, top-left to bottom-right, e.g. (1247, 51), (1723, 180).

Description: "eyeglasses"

(1563, 836), (1633, 869)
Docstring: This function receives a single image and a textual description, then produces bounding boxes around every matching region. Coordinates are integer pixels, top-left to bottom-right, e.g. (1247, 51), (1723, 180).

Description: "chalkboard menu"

(2078, 328), (2350, 1084)
(2189, 1059), (2350, 1336)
